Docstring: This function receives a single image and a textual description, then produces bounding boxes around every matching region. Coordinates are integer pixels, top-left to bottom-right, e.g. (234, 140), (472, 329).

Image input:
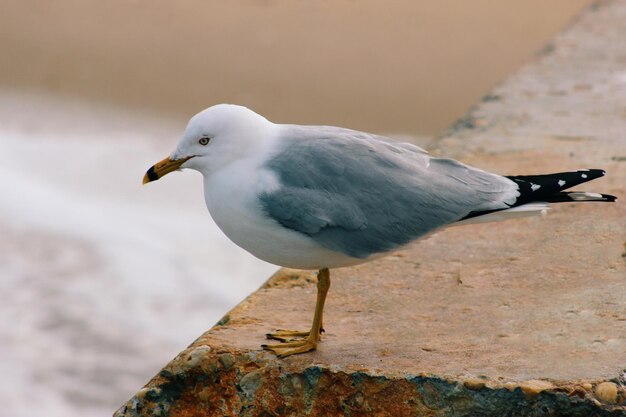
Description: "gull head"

(143, 104), (273, 184)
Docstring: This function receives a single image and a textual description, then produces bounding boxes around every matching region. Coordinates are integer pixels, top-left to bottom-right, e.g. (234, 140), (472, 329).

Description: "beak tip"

(142, 165), (159, 185)
(142, 156), (190, 186)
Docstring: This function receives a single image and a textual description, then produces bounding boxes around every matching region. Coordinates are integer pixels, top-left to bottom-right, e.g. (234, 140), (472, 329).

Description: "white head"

(143, 104), (274, 183)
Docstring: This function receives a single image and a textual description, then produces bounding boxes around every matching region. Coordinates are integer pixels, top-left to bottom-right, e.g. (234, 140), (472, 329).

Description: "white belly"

(203, 161), (365, 269)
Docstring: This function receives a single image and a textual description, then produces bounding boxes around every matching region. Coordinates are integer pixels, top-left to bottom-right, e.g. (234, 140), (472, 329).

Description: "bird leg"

(263, 268), (330, 357)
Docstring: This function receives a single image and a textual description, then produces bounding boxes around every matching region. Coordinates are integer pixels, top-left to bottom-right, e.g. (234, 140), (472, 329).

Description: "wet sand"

(1, 0), (589, 135)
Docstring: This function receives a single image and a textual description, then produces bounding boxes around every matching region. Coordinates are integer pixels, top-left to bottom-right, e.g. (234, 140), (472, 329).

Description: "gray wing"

(259, 125), (518, 259)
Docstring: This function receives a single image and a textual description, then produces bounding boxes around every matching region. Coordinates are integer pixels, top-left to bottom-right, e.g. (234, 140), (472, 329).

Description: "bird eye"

(199, 137), (210, 145)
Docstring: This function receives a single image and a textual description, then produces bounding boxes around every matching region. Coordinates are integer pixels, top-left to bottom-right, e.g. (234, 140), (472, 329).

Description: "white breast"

(203, 158), (364, 270)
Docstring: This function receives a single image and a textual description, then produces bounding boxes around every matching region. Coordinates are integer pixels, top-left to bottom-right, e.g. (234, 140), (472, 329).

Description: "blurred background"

(0, 1), (590, 416)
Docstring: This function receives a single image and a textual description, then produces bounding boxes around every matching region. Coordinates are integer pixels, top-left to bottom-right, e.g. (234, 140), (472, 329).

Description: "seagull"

(143, 104), (616, 357)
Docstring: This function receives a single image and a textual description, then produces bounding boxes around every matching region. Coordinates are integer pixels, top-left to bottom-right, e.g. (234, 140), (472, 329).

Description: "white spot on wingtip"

(531, 183), (541, 191)
(558, 180), (566, 187)
(581, 173), (588, 179)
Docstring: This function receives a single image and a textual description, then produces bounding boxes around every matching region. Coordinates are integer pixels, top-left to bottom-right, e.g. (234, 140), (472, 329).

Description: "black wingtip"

(578, 169), (606, 180)
(506, 169), (614, 206)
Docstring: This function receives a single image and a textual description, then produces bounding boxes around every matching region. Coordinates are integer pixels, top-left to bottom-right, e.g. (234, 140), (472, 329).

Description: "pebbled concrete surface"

(116, 1), (626, 416)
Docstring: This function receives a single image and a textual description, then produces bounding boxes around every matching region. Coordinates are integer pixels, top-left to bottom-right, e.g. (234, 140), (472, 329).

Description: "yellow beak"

(142, 156), (193, 184)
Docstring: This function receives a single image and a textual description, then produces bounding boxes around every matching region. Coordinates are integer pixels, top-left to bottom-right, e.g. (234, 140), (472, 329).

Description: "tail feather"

(452, 203), (549, 227)
(546, 191), (616, 203)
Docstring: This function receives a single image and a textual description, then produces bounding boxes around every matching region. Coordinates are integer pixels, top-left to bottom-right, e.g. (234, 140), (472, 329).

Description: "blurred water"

(0, 90), (278, 417)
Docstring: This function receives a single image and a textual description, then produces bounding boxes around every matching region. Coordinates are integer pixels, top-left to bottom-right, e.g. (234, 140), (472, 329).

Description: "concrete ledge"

(114, 345), (623, 416)
(116, 1), (625, 416)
